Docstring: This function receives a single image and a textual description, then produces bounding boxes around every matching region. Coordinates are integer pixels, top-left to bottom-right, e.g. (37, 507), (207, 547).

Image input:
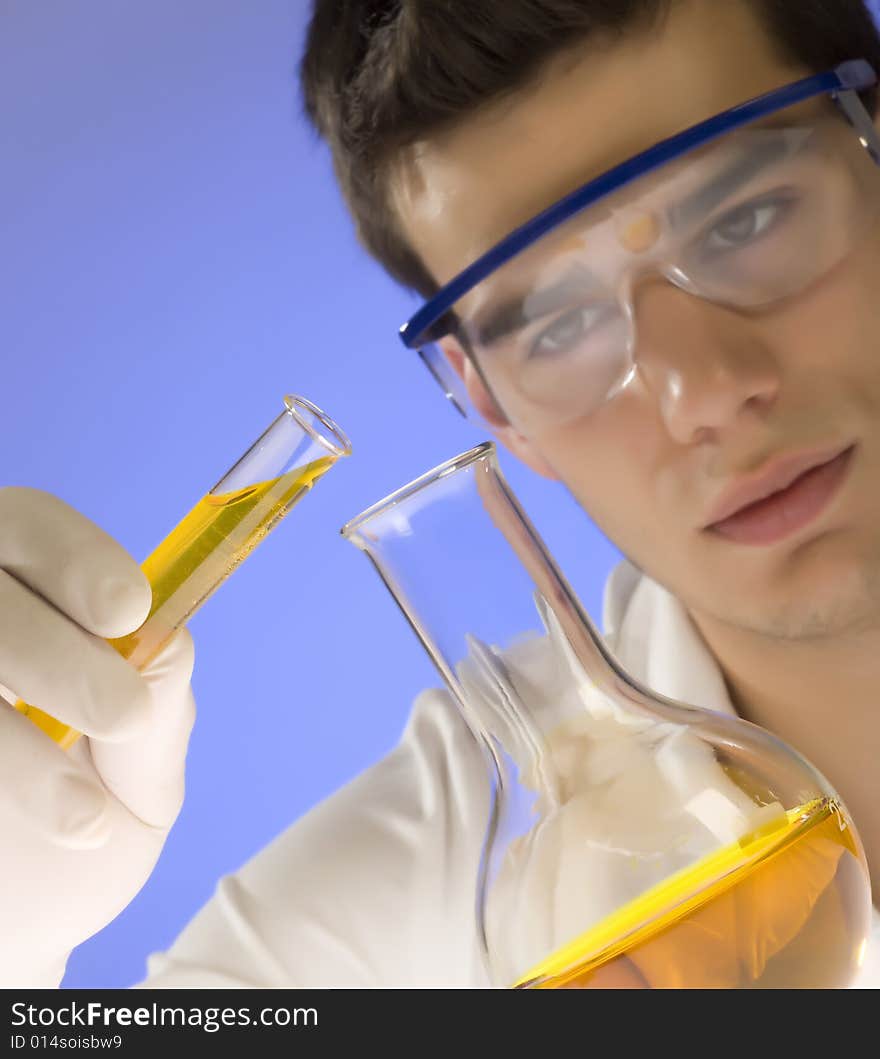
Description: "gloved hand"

(0, 487), (197, 988)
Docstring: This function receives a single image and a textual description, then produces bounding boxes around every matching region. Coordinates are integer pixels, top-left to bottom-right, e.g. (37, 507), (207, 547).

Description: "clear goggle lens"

(416, 93), (880, 433)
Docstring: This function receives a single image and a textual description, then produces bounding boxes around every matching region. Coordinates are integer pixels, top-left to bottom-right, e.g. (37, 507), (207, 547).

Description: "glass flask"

(341, 441), (873, 989)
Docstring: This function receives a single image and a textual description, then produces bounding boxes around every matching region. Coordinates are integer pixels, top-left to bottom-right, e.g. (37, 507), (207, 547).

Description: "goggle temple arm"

(417, 340), (471, 419)
(833, 87), (880, 164)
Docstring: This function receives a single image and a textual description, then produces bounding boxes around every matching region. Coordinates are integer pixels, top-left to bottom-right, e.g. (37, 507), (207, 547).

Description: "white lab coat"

(137, 561), (880, 989)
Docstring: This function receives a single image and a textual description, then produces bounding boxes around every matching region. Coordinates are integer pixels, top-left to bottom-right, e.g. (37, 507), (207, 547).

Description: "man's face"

(394, 0), (880, 642)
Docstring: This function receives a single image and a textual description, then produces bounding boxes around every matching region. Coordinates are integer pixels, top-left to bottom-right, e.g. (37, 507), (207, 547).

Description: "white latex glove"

(0, 487), (197, 988)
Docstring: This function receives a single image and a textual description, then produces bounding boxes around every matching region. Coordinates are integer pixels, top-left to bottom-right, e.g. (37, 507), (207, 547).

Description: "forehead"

(394, 0), (811, 289)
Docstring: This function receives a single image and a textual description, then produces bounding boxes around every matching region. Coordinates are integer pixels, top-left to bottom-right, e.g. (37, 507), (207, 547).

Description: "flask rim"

(340, 440), (495, 540)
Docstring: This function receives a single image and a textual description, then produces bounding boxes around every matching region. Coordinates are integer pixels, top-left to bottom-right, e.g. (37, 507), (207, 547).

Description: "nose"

(631, 280), (782, 445)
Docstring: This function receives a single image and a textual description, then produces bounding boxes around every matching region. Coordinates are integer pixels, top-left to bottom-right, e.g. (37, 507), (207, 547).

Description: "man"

(2, 0), (879, 988)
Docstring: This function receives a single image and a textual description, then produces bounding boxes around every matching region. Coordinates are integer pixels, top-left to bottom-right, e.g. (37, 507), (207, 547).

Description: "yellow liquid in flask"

(18, 456), (334, 744)
(514, 797), (870, 989)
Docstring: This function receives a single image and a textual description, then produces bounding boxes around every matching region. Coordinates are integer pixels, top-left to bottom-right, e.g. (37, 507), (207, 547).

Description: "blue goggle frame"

(398, 60), (880, 417)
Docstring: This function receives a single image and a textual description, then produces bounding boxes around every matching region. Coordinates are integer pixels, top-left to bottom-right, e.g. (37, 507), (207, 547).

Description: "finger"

(625, 829), (845, 987)
(0, 703), (111, 849)
(0, 487), (151, 638)
(89, 628), (197, 829)
(563, 957), (648, 988)
(736, 824), (844, 981)
(0, 570), (154, 741)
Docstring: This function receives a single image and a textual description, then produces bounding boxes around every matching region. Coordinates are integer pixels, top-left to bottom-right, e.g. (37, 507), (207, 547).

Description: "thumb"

(89, 629), (197, 830)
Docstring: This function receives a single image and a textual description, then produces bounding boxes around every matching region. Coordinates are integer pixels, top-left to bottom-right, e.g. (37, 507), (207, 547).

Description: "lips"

(704, 444), (855, 547)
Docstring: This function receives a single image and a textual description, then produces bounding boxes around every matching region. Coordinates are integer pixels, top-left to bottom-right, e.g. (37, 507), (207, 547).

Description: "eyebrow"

(668, 133), (801, 230)
(473, 264), (606, 347)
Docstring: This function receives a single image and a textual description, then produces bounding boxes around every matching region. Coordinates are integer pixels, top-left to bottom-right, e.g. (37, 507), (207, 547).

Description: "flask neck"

(342, 444), (698, 790)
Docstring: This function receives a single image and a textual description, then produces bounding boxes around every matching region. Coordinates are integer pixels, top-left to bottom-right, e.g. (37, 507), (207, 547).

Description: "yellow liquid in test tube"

(115, 456), (334, 668)
(17, 459), (334, 749)
(16, 456), (335, 749)
(15, 391), (351, 747)
(514, 797), (869, 989)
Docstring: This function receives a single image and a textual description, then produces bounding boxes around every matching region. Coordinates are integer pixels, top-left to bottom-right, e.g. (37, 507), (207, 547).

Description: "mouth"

(704, 444), (855, 547)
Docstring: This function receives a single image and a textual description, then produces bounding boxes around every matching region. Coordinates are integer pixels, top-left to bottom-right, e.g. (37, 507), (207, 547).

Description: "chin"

(732, 545), (880, 641)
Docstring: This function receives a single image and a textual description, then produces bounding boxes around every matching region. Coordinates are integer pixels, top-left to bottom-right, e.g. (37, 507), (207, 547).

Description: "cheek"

(779, 229), (880, 387)
(534, 400), (675, 555)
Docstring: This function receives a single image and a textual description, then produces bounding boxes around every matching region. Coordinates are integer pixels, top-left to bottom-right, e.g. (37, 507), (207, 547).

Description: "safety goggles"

(398, 60), (880, 434)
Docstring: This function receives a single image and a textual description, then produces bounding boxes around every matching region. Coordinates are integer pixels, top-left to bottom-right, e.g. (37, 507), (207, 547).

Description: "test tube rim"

(285, 394), (353, 459)
(339, 440), (495, 541)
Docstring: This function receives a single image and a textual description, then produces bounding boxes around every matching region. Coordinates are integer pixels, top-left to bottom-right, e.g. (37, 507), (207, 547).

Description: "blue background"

(1, 0), (623, 988)
(3, 1), (877, 989)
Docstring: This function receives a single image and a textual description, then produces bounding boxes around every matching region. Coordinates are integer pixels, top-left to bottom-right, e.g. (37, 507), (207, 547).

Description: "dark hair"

(300, 0), (880, 298)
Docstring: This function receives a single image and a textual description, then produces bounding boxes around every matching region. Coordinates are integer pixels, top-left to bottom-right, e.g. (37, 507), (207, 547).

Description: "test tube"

(14, 394), (352, 751)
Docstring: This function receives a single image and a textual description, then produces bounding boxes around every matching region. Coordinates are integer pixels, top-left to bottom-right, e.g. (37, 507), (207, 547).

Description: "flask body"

(342, 442), (872, 989)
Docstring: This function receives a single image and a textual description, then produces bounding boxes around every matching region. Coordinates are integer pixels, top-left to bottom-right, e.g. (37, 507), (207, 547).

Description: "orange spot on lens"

(618, 211), (661, 253)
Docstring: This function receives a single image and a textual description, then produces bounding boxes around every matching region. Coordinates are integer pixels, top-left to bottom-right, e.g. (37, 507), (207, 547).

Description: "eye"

(701, 194), (793, 257)
(528, 304), (614, 360)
